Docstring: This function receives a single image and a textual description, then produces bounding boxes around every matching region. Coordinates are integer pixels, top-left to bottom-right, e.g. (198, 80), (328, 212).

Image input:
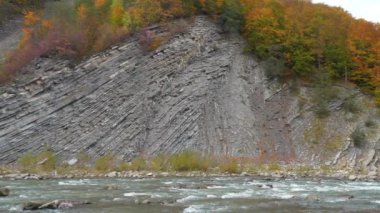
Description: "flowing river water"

(0, 177), (380, 212)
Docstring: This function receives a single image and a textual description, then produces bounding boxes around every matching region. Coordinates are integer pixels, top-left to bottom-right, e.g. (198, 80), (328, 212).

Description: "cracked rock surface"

(0, 17), (379, 172)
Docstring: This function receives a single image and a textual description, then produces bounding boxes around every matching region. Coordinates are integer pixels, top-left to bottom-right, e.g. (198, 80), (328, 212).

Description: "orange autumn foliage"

(2, 0), (380, 107)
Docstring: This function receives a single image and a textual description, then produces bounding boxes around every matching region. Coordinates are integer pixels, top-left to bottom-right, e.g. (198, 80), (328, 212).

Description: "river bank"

(0, 169), (378, 182)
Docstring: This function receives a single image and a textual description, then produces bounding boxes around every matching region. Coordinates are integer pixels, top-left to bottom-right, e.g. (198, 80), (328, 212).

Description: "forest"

(0, 0), (379, 105)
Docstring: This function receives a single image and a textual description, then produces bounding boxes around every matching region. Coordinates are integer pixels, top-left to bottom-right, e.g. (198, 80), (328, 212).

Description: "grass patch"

(150, 154), (168, 172)
(304, 118), (326, 146)
(290, 165), (315, 175)
(320, 165), (333, 174)
(267, 163), (281, 171)
(324, 135), (345, 151)
(128, 156), (147, 171)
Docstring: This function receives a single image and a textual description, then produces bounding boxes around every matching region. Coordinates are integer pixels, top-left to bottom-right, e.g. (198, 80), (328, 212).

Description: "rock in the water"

(22, 200), (91, 210)
(306, 194), (320, 202)
(177, 184), (188, 189)
(264, 184), (273, 189)
(160, 199), (176, 206)
(23, 202), (43, 210)
(38, 200), (60, 209)
(141, 199), (151, 205)
(103, 185), (119, 190)
(57, 201), (74, 209)
(0, 187), (10, 197)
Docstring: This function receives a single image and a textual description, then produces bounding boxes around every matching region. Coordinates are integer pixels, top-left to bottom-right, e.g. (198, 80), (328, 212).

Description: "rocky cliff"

(0, 16), (379, 173)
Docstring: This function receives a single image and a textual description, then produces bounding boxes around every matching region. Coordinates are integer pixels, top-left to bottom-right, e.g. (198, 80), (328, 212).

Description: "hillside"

(0, 16), (379, 176)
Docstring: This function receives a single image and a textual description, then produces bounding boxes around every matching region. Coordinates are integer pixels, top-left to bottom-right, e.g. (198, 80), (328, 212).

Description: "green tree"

(220, 0), (244, 33)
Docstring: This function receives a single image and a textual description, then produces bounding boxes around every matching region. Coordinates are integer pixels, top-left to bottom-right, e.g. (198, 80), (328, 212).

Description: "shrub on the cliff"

(38, 148), (57, 172)
(351, 128), (366, 148)
(150, 154), (168, 171)
(169, 151), (209, 172)
(116, 162), (129, 172)
(17, 152), (38, 172)
(342, 96), (360, 114)
(128, 156), (147, 171)
(76, 151), (92, 169)
(312, 83), (339, 118)
(365, 119), (377, 128)
(95, 154), (115, 172)
(263, 56), (285, 80)
(314, 102), (331, 119)
(16, 148), (57, 172)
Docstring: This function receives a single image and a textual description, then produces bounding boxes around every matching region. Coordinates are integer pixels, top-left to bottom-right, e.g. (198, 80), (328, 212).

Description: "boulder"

(177, 183), (188, 189)
(240, 172), (249, 176)
(368, 171), (377, 178)
(160, 199), (176, 206)
(264, 184), (273, 189)
(348, 175), (357, 181)
(23, 202), (43, 210)
(0, 187), (10, 197)
(67, 158), (78, 166)
(141, 199), (151, 205)
(38, 200), (60, 209)
(106, 171), (118, 178)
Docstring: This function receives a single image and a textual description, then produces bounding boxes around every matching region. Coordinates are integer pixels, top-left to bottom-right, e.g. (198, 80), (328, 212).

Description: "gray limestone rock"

(0, 16), (379, 173)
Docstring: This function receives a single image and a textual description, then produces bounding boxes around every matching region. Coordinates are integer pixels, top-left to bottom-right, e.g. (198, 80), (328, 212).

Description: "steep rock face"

(0, 17), (379, 171)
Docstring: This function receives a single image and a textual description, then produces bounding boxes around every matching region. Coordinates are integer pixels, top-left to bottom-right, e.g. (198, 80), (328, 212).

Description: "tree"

(220, 0), (244, 33)
(110, 0), (125, 26)
(244, 4), (286, 58)
(348, 19), (379, 92)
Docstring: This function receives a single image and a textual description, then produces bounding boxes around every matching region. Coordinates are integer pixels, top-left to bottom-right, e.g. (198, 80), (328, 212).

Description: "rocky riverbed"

(0, 177), (380, 212)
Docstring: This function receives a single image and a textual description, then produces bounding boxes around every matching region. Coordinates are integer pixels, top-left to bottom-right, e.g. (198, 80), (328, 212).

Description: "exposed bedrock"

(0, 17), (379, 172)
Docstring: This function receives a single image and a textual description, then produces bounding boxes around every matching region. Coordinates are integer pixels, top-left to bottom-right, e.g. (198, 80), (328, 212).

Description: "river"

(1, 177), (380, 212)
